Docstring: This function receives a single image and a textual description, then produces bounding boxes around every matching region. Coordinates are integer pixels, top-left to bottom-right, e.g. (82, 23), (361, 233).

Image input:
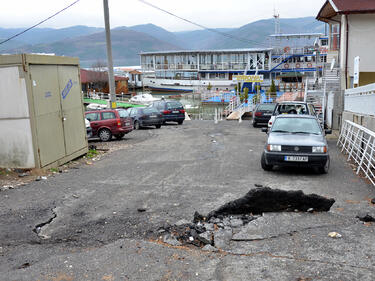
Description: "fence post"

(365, 137), (375, 176)
(347, 129), (361, 161)
(356, 133), (371, 175)
(337, 120), (375, 186)
(341, 123), (352, 152)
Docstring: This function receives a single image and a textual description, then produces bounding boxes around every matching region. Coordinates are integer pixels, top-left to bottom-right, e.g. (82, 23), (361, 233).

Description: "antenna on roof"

(273, 7), (280, 35)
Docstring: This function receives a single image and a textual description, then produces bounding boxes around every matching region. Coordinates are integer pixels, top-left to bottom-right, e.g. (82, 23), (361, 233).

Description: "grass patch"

(86, 149), (98, 159)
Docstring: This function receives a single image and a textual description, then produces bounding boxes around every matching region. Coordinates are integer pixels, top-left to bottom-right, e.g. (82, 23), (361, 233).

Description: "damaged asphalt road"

(1, 121), (375, 280)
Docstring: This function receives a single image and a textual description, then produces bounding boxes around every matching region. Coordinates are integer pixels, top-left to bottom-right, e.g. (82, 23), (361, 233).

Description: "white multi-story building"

(140, 38), (328, 92)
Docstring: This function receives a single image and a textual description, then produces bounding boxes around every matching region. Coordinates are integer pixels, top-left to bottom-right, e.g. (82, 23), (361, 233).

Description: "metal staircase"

(304, 64), (341, 126)
(323, 66), (341, 93)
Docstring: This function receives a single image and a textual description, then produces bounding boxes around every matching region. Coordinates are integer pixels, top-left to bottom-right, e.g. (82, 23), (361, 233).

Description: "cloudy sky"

(1, 0), (326, 31)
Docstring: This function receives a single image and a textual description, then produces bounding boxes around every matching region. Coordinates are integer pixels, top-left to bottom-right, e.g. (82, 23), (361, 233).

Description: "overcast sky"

(1, 0), (326, 31)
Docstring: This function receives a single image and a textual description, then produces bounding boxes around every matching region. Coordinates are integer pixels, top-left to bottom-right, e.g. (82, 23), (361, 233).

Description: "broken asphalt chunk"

(213, 228), (232, 249)
(193, 211), (205, 223)
(356, 214), (375, 222)
(197, 231), (212, 245)
(163, 234), (182, 246)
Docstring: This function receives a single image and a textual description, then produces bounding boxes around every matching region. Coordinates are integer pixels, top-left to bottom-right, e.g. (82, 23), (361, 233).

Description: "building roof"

(80, 69), (128, 83)
(116, 67), (142, 75)
(140, 48), (272, 56)
(317, 0), (375, 22)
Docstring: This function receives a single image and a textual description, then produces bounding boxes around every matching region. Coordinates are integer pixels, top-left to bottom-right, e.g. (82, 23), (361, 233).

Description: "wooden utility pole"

(103, 0), (116, 108)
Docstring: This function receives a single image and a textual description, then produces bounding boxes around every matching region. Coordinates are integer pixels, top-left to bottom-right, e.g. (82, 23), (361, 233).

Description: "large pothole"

(158, 186), (335, 251)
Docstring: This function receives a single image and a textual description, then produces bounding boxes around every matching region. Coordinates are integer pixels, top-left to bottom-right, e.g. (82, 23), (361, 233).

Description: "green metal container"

(0, 54), (88, 169)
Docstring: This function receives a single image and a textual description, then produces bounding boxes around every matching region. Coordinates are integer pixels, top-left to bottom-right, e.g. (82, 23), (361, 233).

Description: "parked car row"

(254, 101), (331, 174)
(84, 100), (185, 141)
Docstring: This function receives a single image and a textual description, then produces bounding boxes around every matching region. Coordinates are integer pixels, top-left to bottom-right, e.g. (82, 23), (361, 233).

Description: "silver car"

(261, 115), (331, 174)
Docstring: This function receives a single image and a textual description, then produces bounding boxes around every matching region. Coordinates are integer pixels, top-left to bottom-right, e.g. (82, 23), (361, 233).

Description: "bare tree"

(90, 60), (108, 90)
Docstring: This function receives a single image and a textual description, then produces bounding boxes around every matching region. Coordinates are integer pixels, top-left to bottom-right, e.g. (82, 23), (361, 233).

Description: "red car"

(85, 109), (133, 141)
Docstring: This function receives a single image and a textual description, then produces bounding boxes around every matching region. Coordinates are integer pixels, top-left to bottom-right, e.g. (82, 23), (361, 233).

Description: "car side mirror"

(261, 127), (268, 133)
(325, 129), (332, 135)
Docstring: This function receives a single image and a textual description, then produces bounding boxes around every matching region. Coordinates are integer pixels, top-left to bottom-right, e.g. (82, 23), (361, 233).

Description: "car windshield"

(167, 102), (183, 110)
(117, 109), (129, 118)
(258, 104), (276, 111)
(271, 117), (322, 135)
(143, 108), (159, 114)
(275, 104), (308, 115)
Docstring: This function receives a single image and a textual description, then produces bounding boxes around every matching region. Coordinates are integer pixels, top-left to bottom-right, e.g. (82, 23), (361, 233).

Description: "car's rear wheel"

(115, 133), (125, 140)
(318, 157), (330, 174)
(99, 128), (112, 142)
(134, 121), (140, 130)
(261, 152), (273, 171)
(178, 120), (183, 125)
(155, 124), (161, 129)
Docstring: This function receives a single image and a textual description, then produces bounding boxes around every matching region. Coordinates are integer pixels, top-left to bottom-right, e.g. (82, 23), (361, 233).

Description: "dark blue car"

(128, 107), (163, 130)
(150, 100), (185, 125)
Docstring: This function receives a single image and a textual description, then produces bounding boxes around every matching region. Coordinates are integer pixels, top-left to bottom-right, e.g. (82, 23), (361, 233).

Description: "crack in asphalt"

(146, 234), (375, 274)
(230, 222), (354, 242)
(233, 251), (375, 272)
(154, 239), (375, 273)
(32, 208), (57, 238)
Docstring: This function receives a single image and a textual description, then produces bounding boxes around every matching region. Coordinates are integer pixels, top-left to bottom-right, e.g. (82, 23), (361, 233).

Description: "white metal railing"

(345, 83), (375, 116)
(226, 96), (241, 114)
(238, 102), (253, 123)
(272, 46), (317, 56)
(214, 108), (224, 124)
(200, 90), (234, 102)
(337, 120), (375, 186)
(189, 107), (224, 121)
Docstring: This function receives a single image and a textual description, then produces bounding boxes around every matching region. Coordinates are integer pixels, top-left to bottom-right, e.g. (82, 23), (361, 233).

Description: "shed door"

(30, 65), (66, 167)
(58, 65), (86, 155)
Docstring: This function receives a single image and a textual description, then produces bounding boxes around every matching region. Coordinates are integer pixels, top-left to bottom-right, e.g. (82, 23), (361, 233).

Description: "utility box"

(0, 54), (88, 169)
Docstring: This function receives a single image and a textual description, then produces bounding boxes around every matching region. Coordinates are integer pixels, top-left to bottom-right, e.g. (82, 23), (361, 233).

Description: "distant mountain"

(176, 17), (325, 49)
(0, 38), (26, 51)
(127, 23), (183, 46)
(0, 26), (103, 51)
(6, 28), (181, 67)
(1, 17), (325, 66)
(174, 28), (234, 49)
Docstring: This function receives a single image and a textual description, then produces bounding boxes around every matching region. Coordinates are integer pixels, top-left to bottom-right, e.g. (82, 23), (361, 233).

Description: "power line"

(137, 0), (267, 48)
(0, 0), (81, 46)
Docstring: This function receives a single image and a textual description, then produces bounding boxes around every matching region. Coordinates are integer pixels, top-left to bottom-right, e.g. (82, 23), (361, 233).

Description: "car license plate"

(264, 113), (271, 116)
(284, 156), (308, 162)
(125, 122), (130, 126)
(150, 115), (157, 118)
(172, 111), (179, 113)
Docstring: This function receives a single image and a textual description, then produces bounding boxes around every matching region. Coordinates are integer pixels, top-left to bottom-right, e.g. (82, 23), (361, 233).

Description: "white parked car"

(268, 101), (317, 128)
(85, 118), (92, 138)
